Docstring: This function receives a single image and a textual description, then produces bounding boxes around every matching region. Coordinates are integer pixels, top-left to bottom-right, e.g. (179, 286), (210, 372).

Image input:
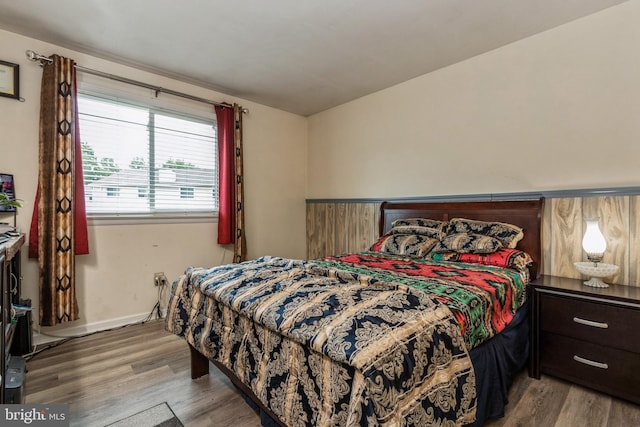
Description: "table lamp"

(574, 217), (618, 288)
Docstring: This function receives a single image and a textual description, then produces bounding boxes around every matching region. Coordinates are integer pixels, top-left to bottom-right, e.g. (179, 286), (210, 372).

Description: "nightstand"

(529, 275), (640, 405)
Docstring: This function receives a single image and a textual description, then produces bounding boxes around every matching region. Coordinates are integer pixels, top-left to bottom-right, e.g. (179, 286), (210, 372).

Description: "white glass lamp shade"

(582, 218), (606, 264)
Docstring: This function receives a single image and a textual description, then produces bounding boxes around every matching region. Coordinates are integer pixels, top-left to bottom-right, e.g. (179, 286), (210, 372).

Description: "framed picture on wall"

(0, 173), (17, 212)
(0, 60), (19, 100)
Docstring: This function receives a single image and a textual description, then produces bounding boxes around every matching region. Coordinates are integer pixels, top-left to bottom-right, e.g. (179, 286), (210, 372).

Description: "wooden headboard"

(380, 199), (545, 278)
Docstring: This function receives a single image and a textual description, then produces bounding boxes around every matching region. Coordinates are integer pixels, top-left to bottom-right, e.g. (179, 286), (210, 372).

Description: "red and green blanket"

(317, 251), (528, 350)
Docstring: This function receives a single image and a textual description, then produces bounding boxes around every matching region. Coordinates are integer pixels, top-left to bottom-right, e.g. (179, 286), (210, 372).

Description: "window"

(77, 84), (217, 218)
(180, 187), (195, 199)
(106, 187), (120, 197)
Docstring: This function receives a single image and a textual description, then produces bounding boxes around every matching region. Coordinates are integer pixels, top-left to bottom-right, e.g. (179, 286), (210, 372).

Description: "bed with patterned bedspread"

(165, 199), (543, 427)
(165, 251), (529, 426)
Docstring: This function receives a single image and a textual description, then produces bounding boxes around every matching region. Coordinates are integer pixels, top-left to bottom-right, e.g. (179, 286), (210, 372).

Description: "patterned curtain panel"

(28, 55), (89, 326)
(215, 103), (246, 262)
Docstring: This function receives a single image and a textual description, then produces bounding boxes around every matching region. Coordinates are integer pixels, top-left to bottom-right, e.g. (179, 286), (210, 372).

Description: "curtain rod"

(25, 50), (248, 114)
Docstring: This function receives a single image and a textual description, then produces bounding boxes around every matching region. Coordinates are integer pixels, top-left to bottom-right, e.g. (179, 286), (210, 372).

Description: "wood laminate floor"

(25, 320), (640, 427)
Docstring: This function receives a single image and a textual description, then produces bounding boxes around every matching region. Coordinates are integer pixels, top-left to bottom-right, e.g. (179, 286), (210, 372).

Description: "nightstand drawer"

(541, 333), (640, 404)
(540, 293), (640, 353)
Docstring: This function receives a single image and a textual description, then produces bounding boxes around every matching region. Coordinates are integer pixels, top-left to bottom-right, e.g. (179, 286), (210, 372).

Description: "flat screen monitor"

(0, 173), (16, 212)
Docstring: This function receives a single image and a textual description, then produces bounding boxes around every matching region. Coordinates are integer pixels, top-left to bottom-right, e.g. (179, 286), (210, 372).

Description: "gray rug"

(106, 402), (183, 427)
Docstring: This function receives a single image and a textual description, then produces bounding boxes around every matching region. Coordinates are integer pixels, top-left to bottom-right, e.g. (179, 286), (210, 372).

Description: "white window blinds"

(77, 76), (217, 217)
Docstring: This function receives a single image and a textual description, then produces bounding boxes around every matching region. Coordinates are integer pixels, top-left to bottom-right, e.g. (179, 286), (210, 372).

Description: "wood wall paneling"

(334, 203), (349, 255)
(630, 196), (640, 286)
(307, 202), (379, 259)
(307, 196), (638, 287)
(306, 203), (336, 259)
(541, 200), (553, 277)
(549, 198), (583, 280)
(346, 203), (379, 254)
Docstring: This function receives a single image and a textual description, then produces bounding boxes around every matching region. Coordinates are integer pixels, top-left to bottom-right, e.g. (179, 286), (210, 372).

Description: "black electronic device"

(4, 356), (25, 404)
(11, 299), (33, 356)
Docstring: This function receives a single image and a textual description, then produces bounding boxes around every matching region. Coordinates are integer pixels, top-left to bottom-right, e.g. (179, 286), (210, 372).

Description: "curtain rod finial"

(25, 49), (53, 65)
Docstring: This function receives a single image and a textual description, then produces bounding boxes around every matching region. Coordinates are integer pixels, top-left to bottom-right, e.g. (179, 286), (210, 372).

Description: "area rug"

(106, 402), (183, 427)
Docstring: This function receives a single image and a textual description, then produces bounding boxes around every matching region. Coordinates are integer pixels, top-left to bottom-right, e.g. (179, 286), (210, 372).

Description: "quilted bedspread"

(319, 252), (528, 350)
(166, 255), (505, 426)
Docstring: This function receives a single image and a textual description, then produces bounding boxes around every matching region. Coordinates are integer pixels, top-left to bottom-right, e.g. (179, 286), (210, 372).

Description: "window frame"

(76, 88), (219, 225)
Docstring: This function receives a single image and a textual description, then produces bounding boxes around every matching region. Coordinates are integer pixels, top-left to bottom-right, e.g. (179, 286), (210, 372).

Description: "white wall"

(307, 1), (640, 199)
(0, 29), (308, 334)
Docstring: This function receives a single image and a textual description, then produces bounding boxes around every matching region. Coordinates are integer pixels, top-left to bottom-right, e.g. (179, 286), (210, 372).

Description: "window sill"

(87, 211), (218, 226)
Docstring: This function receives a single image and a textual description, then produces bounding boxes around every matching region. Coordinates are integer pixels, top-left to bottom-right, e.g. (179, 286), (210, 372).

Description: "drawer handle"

(573, 355), (609, 370)
(573, 316), (608, 329)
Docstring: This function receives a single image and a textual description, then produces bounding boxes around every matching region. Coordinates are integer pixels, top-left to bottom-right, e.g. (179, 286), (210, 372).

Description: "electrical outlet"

(154, 272), (167, 287)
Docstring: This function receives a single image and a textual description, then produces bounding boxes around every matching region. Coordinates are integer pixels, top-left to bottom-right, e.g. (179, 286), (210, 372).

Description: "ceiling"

(0, 0), (628, 116)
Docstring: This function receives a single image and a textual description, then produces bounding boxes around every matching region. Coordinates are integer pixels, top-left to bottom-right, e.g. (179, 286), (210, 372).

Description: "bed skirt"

(467, 300), (529, 426)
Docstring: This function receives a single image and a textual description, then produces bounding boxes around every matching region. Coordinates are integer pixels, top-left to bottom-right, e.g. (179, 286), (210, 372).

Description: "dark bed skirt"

(233, 300), (529, 427)
(237, 391), (281, 427)
(466, 300), (529, 426)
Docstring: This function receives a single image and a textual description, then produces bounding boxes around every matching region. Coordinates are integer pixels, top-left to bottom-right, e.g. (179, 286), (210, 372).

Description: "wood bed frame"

(380, 199), (544, 279)
(189, 197), (545, 425)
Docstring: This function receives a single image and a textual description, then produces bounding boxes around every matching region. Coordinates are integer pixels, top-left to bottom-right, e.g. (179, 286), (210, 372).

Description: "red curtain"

(216, 104), (235, 245)
(73, 71), (89, 255)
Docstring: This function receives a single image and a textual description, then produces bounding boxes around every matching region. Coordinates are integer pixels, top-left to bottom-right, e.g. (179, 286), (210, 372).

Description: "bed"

(165, 199), (543, 426)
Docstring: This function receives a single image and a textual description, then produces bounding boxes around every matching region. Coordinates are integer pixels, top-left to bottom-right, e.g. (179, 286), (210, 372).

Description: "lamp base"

(574, 262), (619, 289)
(583, 277), (609, 288)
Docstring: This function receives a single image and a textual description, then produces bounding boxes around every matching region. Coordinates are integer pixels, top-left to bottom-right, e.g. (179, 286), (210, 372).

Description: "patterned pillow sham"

(391, 218), (447, 231)
(389, 225), (444, 239)
(430, 248), (534, 271)
(432, 233), (503, 254)
(447, 218), (524, 248)
(370, 233), (439, 258)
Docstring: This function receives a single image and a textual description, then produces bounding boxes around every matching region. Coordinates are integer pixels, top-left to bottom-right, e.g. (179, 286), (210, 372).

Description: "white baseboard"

(33, 309), (167, 346)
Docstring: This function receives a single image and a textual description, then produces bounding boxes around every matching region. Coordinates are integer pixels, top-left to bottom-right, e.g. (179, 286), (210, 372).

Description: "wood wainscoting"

(307, 195), (640, 287)
(306, 202), (380, 259)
